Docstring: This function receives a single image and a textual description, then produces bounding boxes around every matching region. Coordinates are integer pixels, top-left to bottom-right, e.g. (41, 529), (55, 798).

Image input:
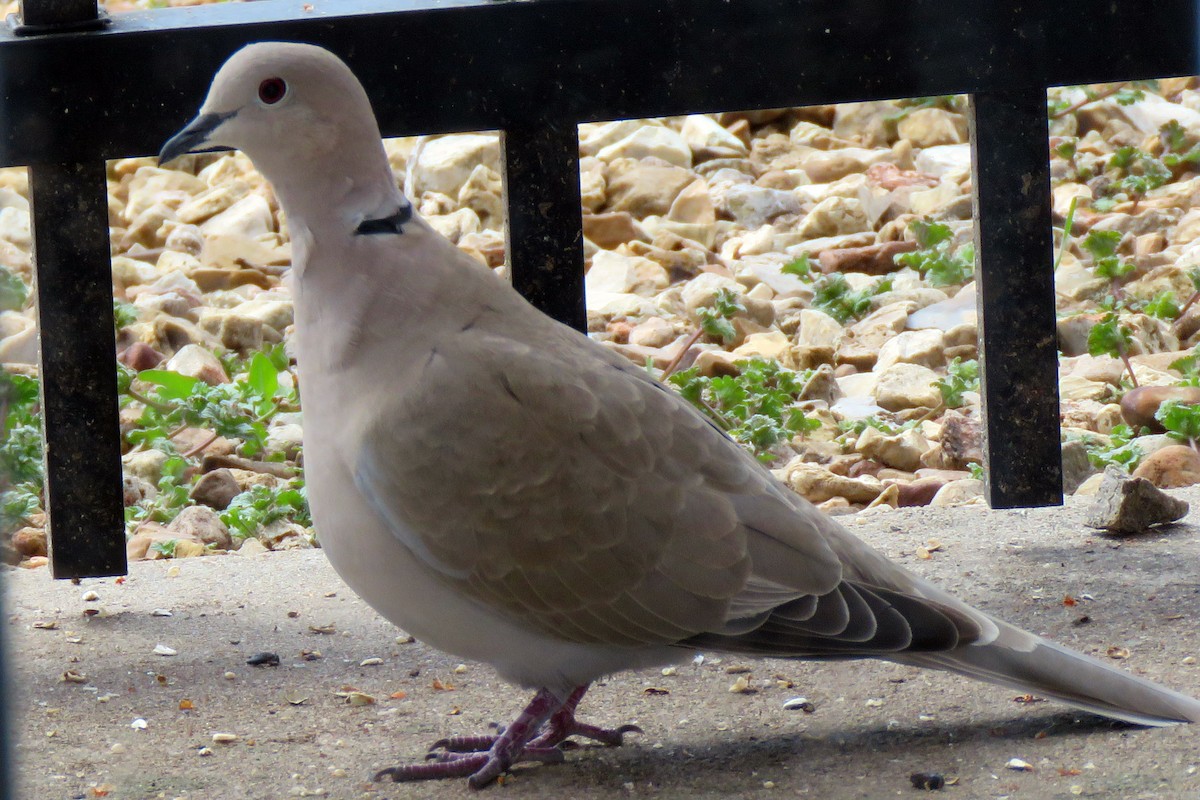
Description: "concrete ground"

(7, 490), (1200, 800)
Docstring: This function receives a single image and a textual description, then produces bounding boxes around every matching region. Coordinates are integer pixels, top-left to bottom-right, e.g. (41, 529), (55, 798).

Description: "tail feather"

(900, 621), (1200, 726)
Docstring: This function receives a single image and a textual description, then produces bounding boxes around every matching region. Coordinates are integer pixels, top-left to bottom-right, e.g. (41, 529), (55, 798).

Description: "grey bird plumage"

(161, 42), (1200, 787)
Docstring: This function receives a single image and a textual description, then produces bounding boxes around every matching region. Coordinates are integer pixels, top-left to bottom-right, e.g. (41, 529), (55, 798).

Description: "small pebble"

(153, 644), (178, 657)
(782, 697), (816, 712)
(212, 732), (239, 743)
(1005, 757), (1033, 771)
(223, 671), (236, 680)
(246, 652), (281, 667)
(453, 664), (468, 674)
(151, 609), (173, 617)
(198, 746), (213, 757)
(81, 590), (99, 602)
(131, 718), (148, 730)
(1183, 656), (1196, 665)
(110, 743), (126, 755)
(359, 657), (383, 667)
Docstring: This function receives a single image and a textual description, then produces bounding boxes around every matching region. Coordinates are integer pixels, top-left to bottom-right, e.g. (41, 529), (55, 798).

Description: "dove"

(160, 42), (1200, 788)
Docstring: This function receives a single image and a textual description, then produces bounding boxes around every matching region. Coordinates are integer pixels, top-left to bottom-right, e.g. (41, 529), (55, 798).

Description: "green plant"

(1087, 312), (1138, 387)
(1170, 348), (1200, 386)
(1160, 120), (1200, 168)
(149, 539), (179, 558)
(1156, 400), (1200, 449)
(812, 273), (893, 324)
(113, 300), (139, 331)
(781, 252), (815, 280)
(669, 359), (821, 461)
(1081, 229), (1134, 283)
(894, 220), (975, 287)
(697, 288), (744, 344)
(1048, 80), (1157, 120)
(1082, 424), (1143, 470)
(220, 480), (311, 540)
(1143, 291), (1181, 320)
(837, 416), (909, 437)
(935, 358), (979, 409)
(1053, 195), (1079, 271)
(126, 351), (295, 457)
(0, 266), (26, 312)
(124, 454), (191, 531)
(1, 371), (43, 536)
(1092, 146), (1171, 211)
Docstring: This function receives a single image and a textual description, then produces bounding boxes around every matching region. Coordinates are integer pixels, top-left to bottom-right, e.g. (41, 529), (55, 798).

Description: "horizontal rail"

(0, 0), (1196, 165)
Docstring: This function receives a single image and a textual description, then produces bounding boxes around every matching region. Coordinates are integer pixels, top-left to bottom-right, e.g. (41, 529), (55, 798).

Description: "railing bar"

(968, 88), (1063, 508)
(501, 120), (587, 333)
(31, 159), (126, 579)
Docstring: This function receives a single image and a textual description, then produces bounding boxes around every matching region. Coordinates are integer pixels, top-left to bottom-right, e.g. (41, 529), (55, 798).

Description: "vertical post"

(500, 119), (587, 332)
(31, 160), (126, 578)
(17, 0), (97, 27)
(968, 89), (1063, 508)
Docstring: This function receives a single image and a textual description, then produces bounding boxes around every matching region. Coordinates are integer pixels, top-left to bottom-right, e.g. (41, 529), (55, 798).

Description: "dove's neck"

(255, 129), (403, 244)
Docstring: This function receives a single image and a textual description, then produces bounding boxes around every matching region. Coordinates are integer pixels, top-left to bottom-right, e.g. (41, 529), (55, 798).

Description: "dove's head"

(160, 42), (400, 228)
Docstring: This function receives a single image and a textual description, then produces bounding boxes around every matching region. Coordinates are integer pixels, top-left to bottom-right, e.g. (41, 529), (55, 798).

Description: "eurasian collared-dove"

(160, 42), (1200, 788)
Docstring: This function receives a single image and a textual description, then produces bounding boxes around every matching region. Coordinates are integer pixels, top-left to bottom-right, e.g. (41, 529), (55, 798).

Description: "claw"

(372, 684), (640, 787)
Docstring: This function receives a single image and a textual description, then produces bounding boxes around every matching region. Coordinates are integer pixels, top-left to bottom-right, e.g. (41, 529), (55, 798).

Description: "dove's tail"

(901, 619), (1200, 726)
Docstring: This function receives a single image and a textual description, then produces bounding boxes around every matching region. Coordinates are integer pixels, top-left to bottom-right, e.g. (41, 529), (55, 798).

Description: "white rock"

(914, 144), (971, 178)
(795, 196), (870, 238)
(874, 363), (942, 410)
(0, 309), (37, 365)
(796, 309), (844, 350)
(412, 133), (501, 197)
(681, 115), (748, 159)
(930, 478), (986, 507)
(122, 449), (170, 485)
(896, 108), (968, 147)
(0, 207), (30, 247)
(200, 194), (274, 239)
(231, 298), (294, 333)
(426, 207), (482, 243)
(165, 344), (228, 385)
(680, 272), (744, 313)
(906, 282), (977, 331)
(578, 120), (645, 157)
(854, 425), (932, 472)
(585, 250), (669, 297)
(875, 329), (946, 371)
(596, 126), (692, 168)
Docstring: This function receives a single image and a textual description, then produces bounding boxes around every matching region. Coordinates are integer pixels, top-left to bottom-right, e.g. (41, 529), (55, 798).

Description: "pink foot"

(373, 685), (640, 787)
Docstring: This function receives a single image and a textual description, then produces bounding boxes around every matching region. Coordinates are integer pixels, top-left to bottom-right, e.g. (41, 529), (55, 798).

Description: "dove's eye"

(258, 78), (287, 105)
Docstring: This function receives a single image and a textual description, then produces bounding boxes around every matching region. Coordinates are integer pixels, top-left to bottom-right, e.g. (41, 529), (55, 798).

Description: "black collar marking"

(355, 204), (413, 236)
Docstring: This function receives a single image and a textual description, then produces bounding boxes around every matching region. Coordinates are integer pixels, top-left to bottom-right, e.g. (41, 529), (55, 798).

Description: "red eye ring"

(258, 77), (287, 105)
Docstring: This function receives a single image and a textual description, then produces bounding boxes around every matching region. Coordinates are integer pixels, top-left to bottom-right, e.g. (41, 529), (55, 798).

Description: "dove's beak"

(159, 110), (237, 165)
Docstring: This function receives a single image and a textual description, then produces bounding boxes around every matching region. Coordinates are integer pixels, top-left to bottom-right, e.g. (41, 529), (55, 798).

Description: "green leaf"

(1082, 424), (1144, 469)
(1156, 400), (1200, 445)
(149, 539), (179, 558)
(247, 352), (279, 400)
(113, 300), (139, 331)
(139, 369), (202, 400)
(910, 220), (954, 249)
(0, 266), (27, 312)
(1144, 291), (1181, 320)
(781, 253), (814, 279)
(1086, 313), (1132, 359)
(1081, 229), (1122, 259)
(935, 358), (979, 409)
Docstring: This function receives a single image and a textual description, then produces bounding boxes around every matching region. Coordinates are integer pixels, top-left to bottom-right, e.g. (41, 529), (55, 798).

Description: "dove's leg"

(374, 688), (563, 788)
(528, 685), (643, 748)
(433, 684), (642, 755)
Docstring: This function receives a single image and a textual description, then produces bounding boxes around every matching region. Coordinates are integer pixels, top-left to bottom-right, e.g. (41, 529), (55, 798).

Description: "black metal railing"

(2, 0), (1198, 585)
